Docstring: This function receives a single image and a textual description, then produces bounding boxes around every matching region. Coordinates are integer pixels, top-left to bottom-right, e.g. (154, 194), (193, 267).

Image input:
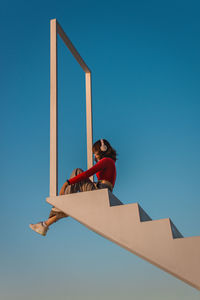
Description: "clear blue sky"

(1, 0), (200, 299)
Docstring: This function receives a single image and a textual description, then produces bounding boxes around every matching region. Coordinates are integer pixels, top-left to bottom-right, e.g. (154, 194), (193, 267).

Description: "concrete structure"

(47, 189), (200, 291)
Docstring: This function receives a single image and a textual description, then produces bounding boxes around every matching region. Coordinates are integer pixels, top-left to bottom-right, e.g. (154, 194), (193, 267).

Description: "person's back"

(95, 157), (116, 187)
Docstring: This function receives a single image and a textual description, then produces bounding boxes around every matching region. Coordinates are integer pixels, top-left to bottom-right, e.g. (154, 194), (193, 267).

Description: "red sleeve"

(68, 159), (106, 185)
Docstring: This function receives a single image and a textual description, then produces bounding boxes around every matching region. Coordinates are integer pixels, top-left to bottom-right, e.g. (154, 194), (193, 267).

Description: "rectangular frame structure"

(50, 19), (93, 197)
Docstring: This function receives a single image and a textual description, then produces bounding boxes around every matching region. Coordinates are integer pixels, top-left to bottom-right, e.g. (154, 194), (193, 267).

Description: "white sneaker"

(29, 222), (48, 236)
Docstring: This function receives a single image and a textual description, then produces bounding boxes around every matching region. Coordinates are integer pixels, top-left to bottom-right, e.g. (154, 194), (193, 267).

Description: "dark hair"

(92, 139), (117, 162)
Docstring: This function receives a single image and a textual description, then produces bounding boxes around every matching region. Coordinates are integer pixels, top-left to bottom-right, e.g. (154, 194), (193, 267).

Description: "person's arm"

(68, 159), (106, 185)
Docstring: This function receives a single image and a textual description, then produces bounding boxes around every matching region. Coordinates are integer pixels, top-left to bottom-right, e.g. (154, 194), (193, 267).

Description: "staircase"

(46, 189), (200, 290)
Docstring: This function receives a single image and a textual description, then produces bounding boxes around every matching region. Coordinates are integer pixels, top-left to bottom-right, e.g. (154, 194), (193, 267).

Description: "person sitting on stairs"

(29, 139), (117, 236)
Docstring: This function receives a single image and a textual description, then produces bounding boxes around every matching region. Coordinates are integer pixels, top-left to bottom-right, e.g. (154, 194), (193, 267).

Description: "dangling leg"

(45, 168), (86, 225)
(29, 180), (71, 235)
(29, 168), (97, 235)
(46, 168), (97, 224)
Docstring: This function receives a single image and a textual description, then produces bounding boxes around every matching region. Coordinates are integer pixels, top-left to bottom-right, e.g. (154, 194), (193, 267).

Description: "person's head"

(92, 139), (117, 162)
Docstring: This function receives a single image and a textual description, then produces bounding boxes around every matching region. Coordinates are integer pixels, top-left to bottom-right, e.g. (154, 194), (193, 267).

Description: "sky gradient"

(1, 0), (200, 299)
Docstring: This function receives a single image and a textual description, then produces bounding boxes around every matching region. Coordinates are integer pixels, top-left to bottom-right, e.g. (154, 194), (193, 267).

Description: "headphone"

(100, 139), (107, 152)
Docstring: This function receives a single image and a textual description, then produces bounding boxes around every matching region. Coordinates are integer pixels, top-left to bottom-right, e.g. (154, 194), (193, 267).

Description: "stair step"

(46, 189), (200, 290)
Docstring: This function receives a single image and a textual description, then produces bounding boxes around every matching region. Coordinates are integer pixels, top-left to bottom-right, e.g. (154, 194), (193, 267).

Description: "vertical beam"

(50, 19), (58, 196)
(49, 19), (93, 192)
(85, 72), (93, 173)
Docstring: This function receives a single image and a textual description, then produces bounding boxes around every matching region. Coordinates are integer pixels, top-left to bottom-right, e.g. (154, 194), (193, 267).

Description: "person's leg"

(64, 168), (97, 194)
(45, 168), (84, 226)
(45, 168), (97, 227)
(29, 171), (97, 236)
(44, 215), (57, 227)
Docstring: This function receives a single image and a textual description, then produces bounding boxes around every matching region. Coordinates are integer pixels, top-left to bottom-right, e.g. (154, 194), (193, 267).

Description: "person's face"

(93, 152), (100, 162)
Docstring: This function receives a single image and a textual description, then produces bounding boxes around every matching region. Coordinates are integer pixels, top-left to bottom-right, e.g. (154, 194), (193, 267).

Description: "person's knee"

(75, 168), (84, 175)
(70, 168), (83, 177)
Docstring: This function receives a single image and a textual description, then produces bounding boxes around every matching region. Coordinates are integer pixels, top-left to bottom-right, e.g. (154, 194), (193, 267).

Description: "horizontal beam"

(56, 20), (91, 73)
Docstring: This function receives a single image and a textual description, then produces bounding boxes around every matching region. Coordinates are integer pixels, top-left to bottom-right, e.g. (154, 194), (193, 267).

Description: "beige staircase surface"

(46, 189), (200, 290)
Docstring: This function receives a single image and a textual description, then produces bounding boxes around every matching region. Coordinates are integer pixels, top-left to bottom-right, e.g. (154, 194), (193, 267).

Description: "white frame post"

(85, 72), (93, 170)
(50, 19), (58, 197)
(50, 19), (93, 196)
